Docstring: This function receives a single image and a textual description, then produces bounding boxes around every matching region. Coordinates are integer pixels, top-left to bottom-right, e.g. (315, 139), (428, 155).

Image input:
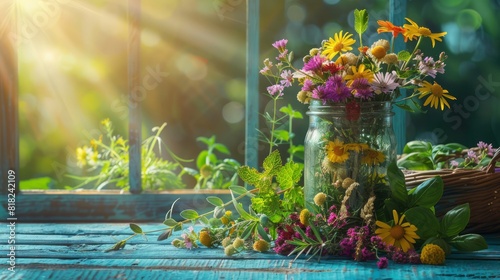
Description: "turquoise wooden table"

(1, 223), (499, 280)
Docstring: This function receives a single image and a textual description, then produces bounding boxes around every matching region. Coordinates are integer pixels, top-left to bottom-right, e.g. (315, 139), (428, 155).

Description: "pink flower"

(377, 257), (389, 269)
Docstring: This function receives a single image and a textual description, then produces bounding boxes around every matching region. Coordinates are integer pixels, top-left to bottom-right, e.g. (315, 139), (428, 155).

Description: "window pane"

(18, 0), (249, 190)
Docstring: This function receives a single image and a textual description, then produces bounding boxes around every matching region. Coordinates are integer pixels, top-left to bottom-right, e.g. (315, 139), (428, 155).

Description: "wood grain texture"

(0, 223), (498, 280)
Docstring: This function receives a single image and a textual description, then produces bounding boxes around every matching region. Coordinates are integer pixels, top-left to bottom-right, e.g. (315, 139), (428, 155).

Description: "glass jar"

(304, 100), (396, 211)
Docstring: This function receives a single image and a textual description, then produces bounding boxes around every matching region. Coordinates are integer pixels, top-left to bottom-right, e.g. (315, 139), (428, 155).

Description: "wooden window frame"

(0, 0), (406, 222)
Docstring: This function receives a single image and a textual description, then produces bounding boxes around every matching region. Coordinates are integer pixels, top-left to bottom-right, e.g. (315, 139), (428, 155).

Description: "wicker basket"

(404, 148), (500, 234)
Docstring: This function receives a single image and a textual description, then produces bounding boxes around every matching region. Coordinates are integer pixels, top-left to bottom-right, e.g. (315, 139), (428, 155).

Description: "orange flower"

(377, 20), (406, 38)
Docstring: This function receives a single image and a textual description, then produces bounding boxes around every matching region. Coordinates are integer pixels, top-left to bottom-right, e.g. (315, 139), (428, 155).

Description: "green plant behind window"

(69, 119), (187, 191)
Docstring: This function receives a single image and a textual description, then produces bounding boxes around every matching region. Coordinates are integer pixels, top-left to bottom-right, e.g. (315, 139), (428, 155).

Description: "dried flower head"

(314, 192), (327, 206)
(232, 237), (245, 249)
(224, 245), (238, 256)
(199, 231), (212, 248)
(253, 240), (270, 252)
(221, 236), (232, 248)
(299, 209), (311, 226)
(420, 244), (446, 265)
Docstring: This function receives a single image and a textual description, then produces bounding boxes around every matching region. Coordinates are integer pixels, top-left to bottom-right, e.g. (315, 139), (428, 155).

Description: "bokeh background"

(12, 0), (500, 188)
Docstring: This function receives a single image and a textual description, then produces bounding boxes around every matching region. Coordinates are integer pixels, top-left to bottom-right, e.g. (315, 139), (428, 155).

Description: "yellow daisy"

(403, 18), (447, 47)
(375, 210), (420, 253)
(322, 31), (356, 60)
(362, 148), (385, 165)
(343, 64), (374, 85)
(417, 81), (456, 110)
(325, 139), (350, 163)
(76, 146), (88, 167)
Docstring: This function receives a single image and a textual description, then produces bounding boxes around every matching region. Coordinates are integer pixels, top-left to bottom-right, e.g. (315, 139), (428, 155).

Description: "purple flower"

(323, 75), (351, 103)
(267, 84), (285, 97)
(311, 85), (326, 101)
(370, 235), (385, 251)
(465, 150), (479, 164)
(181, 233), (193, 250)
(301, 79), (315, 92)
(303, 54), (326, 72)
(377, 257), (389, 269)
(407, 249), (421, 264)
(277, 49), (289, 61)
(351, 78), (373, 99)
(260, 65), (271, 75)
(418, 57), (446, 78)
(477, 141), (495, 157)
(272, 39), (288, 52)
(327, 212), (337, 225)
(361, 247), (375, 261)
(339, 238), (355, 257)
(371, 71), (399, 94)
(280, 70), (293, 87)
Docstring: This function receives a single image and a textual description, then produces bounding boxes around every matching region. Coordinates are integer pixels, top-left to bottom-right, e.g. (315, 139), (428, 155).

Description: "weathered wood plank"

(2, 243), (499, 261)
(2, 258), (500, 280)
(0, 191), (248, 222)
(1, 223), (499, 279)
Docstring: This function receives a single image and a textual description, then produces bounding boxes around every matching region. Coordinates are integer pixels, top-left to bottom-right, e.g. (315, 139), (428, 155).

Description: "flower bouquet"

(110, 9), (487, 268)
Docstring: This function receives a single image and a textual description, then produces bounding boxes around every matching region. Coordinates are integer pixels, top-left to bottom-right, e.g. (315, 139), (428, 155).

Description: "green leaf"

(213, 143), (230, 155)
(279, 105), (303, 119)
(199, 216), (210, 226)
(449, 234), (488, 251)
(422, 237), (452, 256)
(196, 136), (215, 147)
(229, 185), (254, 197)
(214, 206), (225, 218)
(397, 151), (434, 170)
(240, 222), (257, 240)
(163, 218), (178, 227)
(273, 129), (290, 141)
(387, 160), (408, 205)
(232, 192), (257, 221)
(196, 151), (217, 169)
(237, 166), (261, 186)
(408, 176), (443, 208)
(397, 50), (411, 61)
(180, 209), (199, 220)
(262, 150), (282, 176)
(157, 228), (173, 241)
(403, 140), (432, 153)
(129, 223), (143, 234)
(354, 9), (368, 35)
(206, 196), (224, 207)
(257, 224), (271, 243)
(276, 161), (302, 190)
(182, 167), (199, 177)
(404, 207), (439, 240)
(440, 203), (470, 237)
